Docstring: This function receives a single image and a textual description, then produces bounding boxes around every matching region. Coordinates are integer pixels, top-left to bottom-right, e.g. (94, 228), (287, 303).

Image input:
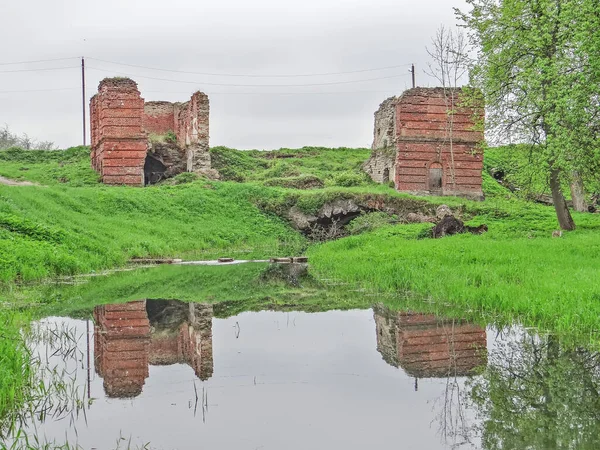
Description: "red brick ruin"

(93, 300), (213, 398)
(364, 87), (484, 200)
(374, 305), (487, 378)
(90, 78), (212, 186)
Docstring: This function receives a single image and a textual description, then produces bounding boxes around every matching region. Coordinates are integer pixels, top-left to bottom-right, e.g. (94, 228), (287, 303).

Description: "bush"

(164, 131), (177, 143)
(263, 175), (324, 190)
(330, 171), (368, 187)
(167, 172), (200, 185)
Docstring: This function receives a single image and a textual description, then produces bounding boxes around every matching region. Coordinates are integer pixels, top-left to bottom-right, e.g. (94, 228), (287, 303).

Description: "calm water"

(4, 299), (600, 449)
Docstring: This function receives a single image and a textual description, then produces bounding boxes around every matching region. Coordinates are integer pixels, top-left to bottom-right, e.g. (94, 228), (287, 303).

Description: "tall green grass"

(210, 146), (372, 187)
(0, 182), (305, 284)
(308, 218), (600, 340)
(0, 310), (31, 427)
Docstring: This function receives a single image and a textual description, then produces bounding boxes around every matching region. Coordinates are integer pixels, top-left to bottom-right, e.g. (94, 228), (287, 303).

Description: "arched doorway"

(428, 162), (443, 193)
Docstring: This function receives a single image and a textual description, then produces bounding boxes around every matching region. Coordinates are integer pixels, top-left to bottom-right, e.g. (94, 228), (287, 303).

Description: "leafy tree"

(457, 0), (600, 229)
(466, 333), (600, 449)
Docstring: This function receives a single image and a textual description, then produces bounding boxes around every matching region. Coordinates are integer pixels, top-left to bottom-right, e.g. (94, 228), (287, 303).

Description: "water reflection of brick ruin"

(374, 305), (487, 378)
(93, 300), (213, 398)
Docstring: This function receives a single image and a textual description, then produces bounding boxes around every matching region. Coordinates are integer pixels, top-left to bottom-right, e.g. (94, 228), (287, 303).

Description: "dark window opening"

(382, 168), (390, 183)
(144, 153), (167, 185)
(428, 163), (443, 192)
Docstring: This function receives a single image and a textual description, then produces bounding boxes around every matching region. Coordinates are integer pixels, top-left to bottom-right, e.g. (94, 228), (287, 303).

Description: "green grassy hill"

(1, 144), (599, 339)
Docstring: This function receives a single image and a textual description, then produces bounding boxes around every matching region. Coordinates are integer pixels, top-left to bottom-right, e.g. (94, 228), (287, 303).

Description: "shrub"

(168, 172), (200, 185)
(330, 171), (368, 187)
(263, 175), (325, 190)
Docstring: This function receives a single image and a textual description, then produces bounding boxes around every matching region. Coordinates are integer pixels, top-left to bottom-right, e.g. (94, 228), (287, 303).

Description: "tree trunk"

(550, 168), (576, 230)
(570, 171), (588, 212)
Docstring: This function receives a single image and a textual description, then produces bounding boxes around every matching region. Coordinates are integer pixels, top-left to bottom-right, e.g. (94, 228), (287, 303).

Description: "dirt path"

(0, 175), (38, 186)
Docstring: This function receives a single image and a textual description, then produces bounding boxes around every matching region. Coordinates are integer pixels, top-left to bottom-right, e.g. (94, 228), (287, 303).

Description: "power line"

(0, 66), (79, 74)
(145, 89), (397, 96)
(86, 66), (410, 88)
(0, 57), (79, 66)
(87, 57), (413, 78)
(0, 87), (78, 94)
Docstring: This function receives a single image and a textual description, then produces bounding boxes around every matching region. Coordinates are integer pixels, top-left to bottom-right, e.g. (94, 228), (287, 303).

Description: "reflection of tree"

(467, 332), (600, 450)
(374, 305), (487, 448)
(434, 321), (477, 449)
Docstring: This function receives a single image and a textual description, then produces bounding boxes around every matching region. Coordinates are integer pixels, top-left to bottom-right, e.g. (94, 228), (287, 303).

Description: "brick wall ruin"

(365, 88), (484, 200)
(93, 300), (214, 398)
(90, 78), (213, 186)
(93, 301), (150, 398)
(374, 305), (487, 378)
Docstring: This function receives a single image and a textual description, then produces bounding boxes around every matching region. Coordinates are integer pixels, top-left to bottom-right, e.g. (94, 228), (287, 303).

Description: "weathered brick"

(102, 175), (144, 185)
(366, 87), (484, 199)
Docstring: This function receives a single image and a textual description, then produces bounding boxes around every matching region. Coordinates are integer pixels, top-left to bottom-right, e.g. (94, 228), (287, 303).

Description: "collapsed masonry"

(364, 87), (484, 200)
(90, 77), (216, 186)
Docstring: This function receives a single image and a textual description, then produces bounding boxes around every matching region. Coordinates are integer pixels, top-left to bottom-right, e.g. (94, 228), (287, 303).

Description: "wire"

(145, 89), (396, 96)
(0, 66), (80, 74)
(87, 57), (412, 78)
(87, 67), (409, 88)
(0, 87), (78, 94)
(0, 57), (79, 66)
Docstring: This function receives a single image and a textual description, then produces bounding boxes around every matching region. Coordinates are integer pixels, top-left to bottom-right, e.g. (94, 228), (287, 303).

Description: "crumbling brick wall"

(374, 305), (487, 378)
(363, 97), (398, 184)
(174, 92), (211, 172)
(89, 78), (147, 186)
(90, 78), (212, 186)
(142, 101), (175, 135)
(366, 87), (484, 200)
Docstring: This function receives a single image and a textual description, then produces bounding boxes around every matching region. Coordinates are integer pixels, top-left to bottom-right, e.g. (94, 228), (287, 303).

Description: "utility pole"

(81, 57), (86, 146)
(411, 64), (416, 88)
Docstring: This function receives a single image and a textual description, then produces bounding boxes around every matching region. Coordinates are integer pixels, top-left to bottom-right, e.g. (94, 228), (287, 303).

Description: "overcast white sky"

(0, 0), (468, 150)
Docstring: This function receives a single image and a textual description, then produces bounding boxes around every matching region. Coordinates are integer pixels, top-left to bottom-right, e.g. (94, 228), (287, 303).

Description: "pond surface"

(3, 265), (600, 449)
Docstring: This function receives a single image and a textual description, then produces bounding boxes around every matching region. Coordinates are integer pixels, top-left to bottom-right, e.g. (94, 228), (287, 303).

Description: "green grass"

(0, 147), (99, 187)
(0, 309), (31, 429)
(2, 144), (600, 343)
(0, 180), (306, 284)
(307, 212), (600, 341)
(210, 146), (372, 187)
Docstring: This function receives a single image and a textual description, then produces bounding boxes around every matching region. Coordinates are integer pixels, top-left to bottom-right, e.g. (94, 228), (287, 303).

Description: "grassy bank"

(0, 180), (308, 284)
(307, 215), (600, 339)
(2, 144), (600, 340)
(0, 310), (31, 428)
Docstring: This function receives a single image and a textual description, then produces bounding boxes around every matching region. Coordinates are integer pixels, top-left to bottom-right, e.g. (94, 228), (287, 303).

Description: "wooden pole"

(411, 64), (416, 88)
(81, 57), (86, 146)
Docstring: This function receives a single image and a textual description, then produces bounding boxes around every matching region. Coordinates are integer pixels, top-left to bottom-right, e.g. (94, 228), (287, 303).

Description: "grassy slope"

(2, 145), (600, 338)
(0, 180), (309, 283)
(0, 146), (375, 285)
(307, 178), (600, 338)
(210, 146), (372, 187)
(1, 144), (600, 424)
